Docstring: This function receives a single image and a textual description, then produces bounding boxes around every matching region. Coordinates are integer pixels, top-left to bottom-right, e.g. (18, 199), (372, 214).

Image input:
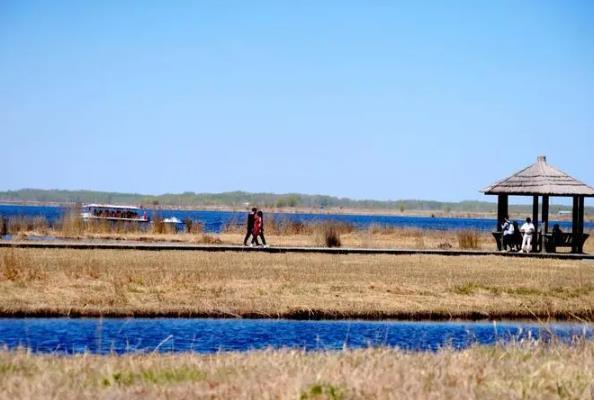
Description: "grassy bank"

(1, 342), (592, 399)
(0, 248), (592, 319)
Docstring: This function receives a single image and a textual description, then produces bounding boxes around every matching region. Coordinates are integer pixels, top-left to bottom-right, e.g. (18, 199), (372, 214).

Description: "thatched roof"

(482, 156), (594, 197)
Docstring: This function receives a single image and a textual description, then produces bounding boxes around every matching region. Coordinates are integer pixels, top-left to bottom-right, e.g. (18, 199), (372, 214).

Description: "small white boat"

(162, 216), (182, 224)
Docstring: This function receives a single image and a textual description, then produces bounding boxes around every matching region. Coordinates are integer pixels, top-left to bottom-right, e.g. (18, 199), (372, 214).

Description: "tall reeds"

(6, 216), (49, 235)
(182, 218), (203, 234)
(59, 207), (85, 237)
(0, 248), (46, 282)
(223, 214), (354, 238)
(457, 230), (480, 249)
(151, 215), (177, 235)
(313, 222), (352, 247)
(0, 215), (7, 236)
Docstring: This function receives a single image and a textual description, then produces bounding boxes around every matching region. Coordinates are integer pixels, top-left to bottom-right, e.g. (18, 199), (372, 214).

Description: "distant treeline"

(0, 188), (591, 214)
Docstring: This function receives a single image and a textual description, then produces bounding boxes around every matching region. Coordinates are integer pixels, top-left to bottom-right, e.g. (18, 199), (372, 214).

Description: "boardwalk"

(1, 240), (593, 260)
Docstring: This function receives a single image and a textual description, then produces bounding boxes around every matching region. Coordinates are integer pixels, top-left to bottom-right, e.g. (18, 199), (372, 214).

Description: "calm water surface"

(1, 204), (591, 233)
(0, 319), (590, 354)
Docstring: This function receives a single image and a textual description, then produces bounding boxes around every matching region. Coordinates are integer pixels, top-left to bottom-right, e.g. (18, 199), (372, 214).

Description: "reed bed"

(0, 248), (592, 319)
(1, 213), (221, 244)
(224, 216), (354, 237)
(3, 215), (593, 253)
(457, 230), (481, 249)
(0, 341), (592, 399)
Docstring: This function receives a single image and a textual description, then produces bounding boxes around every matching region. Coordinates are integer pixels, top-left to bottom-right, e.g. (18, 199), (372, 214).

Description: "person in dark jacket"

(512, 221), (522, 251)
(243, 208), (258, 246)
(552, 224), (564, 244)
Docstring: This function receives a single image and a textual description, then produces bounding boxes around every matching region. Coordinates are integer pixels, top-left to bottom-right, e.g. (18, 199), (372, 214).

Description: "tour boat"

(81, 204), (150, 223)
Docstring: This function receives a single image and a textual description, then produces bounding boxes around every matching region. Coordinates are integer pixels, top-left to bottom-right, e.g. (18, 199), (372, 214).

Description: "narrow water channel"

(0, 319), (590, 354)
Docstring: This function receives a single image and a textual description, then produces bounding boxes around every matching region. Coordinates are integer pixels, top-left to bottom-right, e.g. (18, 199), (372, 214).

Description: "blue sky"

(1, 1), (593, 202)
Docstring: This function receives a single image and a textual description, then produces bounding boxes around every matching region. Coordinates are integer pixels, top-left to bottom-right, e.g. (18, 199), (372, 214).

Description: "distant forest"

(0, 188), (591, 214)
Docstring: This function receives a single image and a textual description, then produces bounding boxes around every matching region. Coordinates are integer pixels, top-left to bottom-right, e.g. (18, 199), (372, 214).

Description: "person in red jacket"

(251, 210), (267, 247)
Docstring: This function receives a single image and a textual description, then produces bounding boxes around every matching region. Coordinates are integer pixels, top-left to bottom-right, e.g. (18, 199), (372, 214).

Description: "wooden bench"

(492, 231), (540, 252)
(544, 233), (590, 253)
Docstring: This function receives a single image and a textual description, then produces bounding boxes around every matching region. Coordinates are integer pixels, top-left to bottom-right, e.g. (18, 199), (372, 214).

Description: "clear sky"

(1, 1), (593, 202)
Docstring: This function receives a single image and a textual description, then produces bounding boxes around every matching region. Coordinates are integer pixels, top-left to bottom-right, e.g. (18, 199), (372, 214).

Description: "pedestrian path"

(1, 240), (593, 260)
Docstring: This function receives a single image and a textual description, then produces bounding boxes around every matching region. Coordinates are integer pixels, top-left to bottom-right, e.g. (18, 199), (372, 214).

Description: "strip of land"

(0, 248), (592, 320)
(2, 240), (593, 261)
(1, 342), (592, 400)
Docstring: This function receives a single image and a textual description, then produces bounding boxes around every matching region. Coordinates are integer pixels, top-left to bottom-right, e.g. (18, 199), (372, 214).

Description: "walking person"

(243, 208), (257, 246)
(520, 217), (535, 253)
(251, 210), (263, 247)
(256, 210), (267, 247)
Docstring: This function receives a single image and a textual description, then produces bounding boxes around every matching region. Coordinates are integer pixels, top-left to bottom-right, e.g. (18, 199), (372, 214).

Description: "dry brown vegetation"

(457, 230), (481, 249)
(0, 248), (592, 319)
(0, 341), (592, 399)
(4, 214), (594, 253)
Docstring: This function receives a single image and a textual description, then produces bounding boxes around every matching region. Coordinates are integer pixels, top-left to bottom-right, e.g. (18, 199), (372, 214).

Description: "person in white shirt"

(520, 217), (535, 253)
(501, 216), (515, 251)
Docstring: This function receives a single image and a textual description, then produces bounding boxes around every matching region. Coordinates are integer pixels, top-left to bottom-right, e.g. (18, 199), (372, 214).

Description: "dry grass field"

(0, 248), (592, 319)
(0, 341), (592, 399)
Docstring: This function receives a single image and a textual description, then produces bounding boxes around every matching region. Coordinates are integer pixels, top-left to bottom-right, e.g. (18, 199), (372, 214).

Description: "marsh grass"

(314, 222), (347, 248)
(4, 213), (593, 253)
(457, 230), (480, 249)
(0, 249), (46, 282)
(267, 217), (309, 235)
(57, 207), (84, 237)
(0, 341), (592, 399)
(0, 249), (591, 319)
(182, 218), (203, 234)
(224, 215), (354, 237)
(4, 213), (209, 242)
(150, 215), (176, 235)
(7, 216), (49, 235)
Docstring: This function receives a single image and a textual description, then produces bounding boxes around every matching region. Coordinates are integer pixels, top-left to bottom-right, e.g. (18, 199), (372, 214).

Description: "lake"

(0, 318), (590, 354)
(1, 204), (591, 233)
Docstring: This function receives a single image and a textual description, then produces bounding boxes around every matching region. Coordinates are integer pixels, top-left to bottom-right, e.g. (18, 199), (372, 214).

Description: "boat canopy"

(83, 204), (143, 210)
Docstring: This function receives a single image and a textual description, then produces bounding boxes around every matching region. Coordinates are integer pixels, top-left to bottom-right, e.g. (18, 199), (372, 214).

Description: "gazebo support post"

(542, 195), (549, 252)
(497, 195), (508, 229)
(494, 195), (509, 251)
(532, 196), (539, 252)
(577, 196), (584, 253)
(572, 196), (579, 253)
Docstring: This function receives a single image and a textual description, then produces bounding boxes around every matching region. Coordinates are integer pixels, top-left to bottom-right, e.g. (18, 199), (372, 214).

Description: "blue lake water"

(1, 204), (591, 233)
(0, 319), (590, 355)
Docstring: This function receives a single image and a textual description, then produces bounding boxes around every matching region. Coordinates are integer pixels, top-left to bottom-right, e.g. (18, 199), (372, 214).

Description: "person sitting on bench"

(501, 216), (515, 251)
(520, 217), (535, 253)
(512, 221), (522, 251)
(552, 224), (563, 243)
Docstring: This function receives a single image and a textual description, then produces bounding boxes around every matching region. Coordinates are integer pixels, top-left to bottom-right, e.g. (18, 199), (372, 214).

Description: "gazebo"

(482, 156), (593, 253)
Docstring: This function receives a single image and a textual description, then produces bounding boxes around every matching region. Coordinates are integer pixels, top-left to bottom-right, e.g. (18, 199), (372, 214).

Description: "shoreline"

(0, 309), (592, 322)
